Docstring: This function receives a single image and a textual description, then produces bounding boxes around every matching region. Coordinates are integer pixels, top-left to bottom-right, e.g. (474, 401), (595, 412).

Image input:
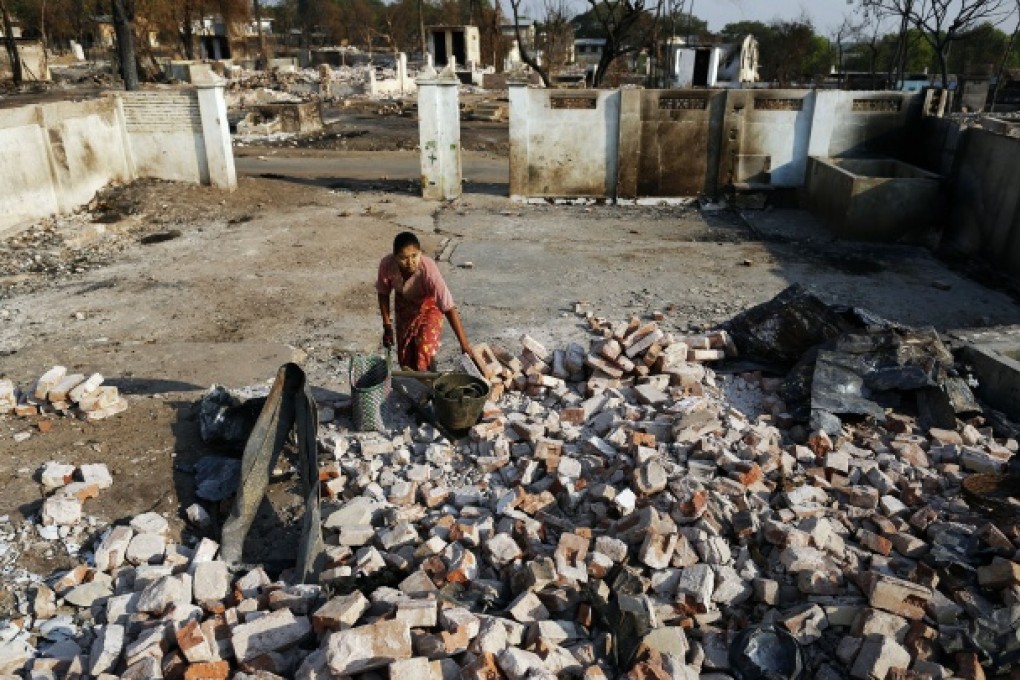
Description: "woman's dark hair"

(393, 231), (421, 254)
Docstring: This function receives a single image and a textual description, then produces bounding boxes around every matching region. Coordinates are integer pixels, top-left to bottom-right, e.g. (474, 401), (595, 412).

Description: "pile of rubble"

(0, 367), (126, 423)
(3, 302), (1019, 679)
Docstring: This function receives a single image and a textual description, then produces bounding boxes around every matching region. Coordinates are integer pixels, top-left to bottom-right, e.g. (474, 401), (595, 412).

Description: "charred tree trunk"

(253, 0), (267, 67)
(1, 0), (23, 87)
(112, 0), (139, 90)
(418, 0), (427, 61)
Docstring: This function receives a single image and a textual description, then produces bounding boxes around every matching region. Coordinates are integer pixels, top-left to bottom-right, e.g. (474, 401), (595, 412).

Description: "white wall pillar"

(416, 65), (462, 201)
(397, 52), (408, 93)
(194, 79), (237, 191)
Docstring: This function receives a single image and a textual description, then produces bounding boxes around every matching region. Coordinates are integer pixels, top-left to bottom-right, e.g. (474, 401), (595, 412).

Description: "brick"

(638, 532), (677, 570)
(497, 647), (547, 680)
(440, 606), (481, 638)
(121, 656), (162, 680)
(977, 557), (1020, 590)
(193, 561), (230, 609)
(507, 592), (549, 623)
(41, 495), (81, 526)
(137, 574), (191, 615)
(852, 608), (910, 642)
(230, 608), (311, 662)
(676, 564), (714, 611)
(34, 365), (67, 400)
(486, 533), (522, 567)
(857, 529), (892, 556)
(555, 532), (589, 583)
(632, 460), (668, 494)
(176, 619), (216, 663)
(69, 373), (104, 402)
(126, 532), (166, 565)
(866, 572), (932, 620)
(326, 619), (413, 675)
(781, 603), (828, 644)
(182, 660), (230, 680)
(396, 597), (438, 628)
(40, 461), (76, 489)
(88, 624), (125, 676)
(390, 656), (434, 679)
(850, 635), (911, 680)
(131, 511), (170, 536)
(461, 652), (503, 680)
(47, 373), (85, 402)
(95, 525), (134, 572)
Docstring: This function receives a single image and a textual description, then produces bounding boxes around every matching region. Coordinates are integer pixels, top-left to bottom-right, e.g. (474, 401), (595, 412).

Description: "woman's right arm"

(378, 293), (394, 347)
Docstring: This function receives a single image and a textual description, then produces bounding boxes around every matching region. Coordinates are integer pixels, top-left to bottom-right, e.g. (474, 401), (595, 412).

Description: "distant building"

(500, 18), (535, 50)
(427, 25), (481, 69)
(0, 39), (50, 81)
(93, 15), (160, 49)
(667, 35), (758, 88)
(574, 38), (605, 65)
(0, 18), (23, 38)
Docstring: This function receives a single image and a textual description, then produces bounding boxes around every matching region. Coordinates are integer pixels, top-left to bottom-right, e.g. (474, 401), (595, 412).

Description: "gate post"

(416, 64), (462, 201)
(192, 68), (237, 191)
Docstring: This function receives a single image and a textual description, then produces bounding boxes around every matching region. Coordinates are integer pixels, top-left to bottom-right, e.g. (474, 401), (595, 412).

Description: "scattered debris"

(1, 367), (125, 421)
(1, 288), (1018, 679)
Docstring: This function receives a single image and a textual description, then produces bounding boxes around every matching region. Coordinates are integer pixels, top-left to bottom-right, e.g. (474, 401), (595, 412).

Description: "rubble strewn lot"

(2, 161), (1020, 679)
(1, 288), (1019, 678)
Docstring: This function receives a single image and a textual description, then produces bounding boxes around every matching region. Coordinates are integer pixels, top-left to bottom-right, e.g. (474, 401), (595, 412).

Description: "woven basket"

(349, 353), (391, 432)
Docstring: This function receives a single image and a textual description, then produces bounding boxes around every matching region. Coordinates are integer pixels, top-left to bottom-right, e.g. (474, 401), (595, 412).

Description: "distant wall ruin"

(508, 86), (924, 201)
(0, 86), (235, 234)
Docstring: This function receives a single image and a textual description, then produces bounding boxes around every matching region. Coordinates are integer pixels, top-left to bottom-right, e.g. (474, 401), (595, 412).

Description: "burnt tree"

(1, 0), (22, 86)
(111, 0), (139, 90)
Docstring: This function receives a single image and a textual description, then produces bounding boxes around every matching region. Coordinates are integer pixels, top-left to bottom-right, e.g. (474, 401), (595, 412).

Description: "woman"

(377, 232), (471, 371)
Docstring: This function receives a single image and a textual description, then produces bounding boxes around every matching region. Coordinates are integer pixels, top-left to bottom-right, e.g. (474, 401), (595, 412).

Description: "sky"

(538, 0), (1020, 34)
(687, 0), (851, 32)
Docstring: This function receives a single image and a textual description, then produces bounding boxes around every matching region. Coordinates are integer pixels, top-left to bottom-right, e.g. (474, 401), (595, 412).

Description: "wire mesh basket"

(349, 352), (391, 432)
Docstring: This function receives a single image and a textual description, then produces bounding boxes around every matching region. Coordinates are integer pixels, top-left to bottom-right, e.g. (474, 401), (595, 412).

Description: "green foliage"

(948, 22), (1020, 74)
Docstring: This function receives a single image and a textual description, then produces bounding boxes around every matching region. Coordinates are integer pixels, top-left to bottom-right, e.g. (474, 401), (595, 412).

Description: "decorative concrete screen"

(617, 89), (726, 199)
(811, 91), (922, 160)
(509, 86), (621, 199)
(718, 89), (817, 188)
(120, 90), (208, 184)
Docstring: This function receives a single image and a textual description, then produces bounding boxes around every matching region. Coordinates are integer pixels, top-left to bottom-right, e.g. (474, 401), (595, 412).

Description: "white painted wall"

(506, 88), (925, 198)
(0, 86), (236, 234)
(509, 86), (621, 199)
(0, 125), (60, 228)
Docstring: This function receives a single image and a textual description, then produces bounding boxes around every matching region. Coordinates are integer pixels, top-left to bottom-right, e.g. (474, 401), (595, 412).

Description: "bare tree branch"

(858, 0), (1014, 86)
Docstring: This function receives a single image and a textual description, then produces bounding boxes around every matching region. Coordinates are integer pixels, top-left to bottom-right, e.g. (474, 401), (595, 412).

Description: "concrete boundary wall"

(0, 86), (236, 234)
(509, 86), (621, 199)
(508, 87), (924, 199)
(941, 127), (1020, 280)
(617, 89), (726, 199)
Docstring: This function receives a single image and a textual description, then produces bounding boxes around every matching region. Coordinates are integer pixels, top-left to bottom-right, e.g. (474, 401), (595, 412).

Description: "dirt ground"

(3, 135), (1020, 598)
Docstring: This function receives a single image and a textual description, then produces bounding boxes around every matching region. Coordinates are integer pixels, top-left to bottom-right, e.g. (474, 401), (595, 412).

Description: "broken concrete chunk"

(231, 608), (312, 662)
(326, 619), (413, 675)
